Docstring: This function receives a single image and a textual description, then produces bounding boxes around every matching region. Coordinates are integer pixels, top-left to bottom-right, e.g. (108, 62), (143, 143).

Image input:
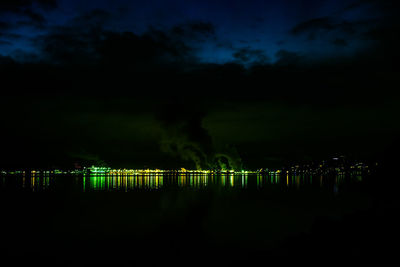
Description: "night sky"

(1, 0), (399, 170)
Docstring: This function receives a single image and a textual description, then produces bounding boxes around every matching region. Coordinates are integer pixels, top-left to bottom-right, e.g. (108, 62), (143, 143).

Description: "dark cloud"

(291, 17), (357, 42)
(33, 10), (112, 64)
(5, 10), (246, 169)
(0, 32), (21, 39)
(0, 0), (57, 12)
(276, 40), (285, 46)
(343, 0), (400, 15)
(0, 31), (21, 46)
(274, 49), (303, 66)
(291, 17), (335, 36)
(233, 47), (269, 64)
(291, 0), (398, 41)
(0, 3), (399, 169)
(0, 54), (14, 65)
(332, 38), (348, 47)
(171, 21), (215, 37)
(288, 0), (400, 72)
(32, 10), (215, 68)
(20, 8), (47, 24)
(0, 21), (12, 30)
(0, 40), (12, 45)
(287, 0), (397, 53)
(72, 8), (111, 25)
(0, 0), (57, 31)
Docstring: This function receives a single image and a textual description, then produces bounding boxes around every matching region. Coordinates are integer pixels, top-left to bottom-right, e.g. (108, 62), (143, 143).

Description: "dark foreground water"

(0, 172), (399, 266)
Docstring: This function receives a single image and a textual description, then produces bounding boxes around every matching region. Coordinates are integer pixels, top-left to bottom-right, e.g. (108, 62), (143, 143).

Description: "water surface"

(1, 171), (395, 266)
(0, 172), (361, 192)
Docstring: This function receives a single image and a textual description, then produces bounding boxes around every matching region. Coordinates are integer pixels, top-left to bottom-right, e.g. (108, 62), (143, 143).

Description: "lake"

(0, 172), (357, 192)
(0, 172), (398, 266)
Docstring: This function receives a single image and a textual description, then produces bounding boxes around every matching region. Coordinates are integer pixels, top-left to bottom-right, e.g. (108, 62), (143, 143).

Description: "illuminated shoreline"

(0, 165), (372, 192)
(1, 158), (373, 177)
(1, 164), (370, 177)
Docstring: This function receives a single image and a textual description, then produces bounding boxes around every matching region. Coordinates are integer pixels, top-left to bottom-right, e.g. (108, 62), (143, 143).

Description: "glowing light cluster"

(84, 166), (260, 175)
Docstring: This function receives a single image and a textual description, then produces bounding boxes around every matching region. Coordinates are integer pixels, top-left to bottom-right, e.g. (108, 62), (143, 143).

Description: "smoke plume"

(156, 101), (242, 170)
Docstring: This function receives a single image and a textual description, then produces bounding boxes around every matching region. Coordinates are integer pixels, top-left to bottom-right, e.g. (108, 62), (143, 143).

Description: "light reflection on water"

(0, 172), (362, 192)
